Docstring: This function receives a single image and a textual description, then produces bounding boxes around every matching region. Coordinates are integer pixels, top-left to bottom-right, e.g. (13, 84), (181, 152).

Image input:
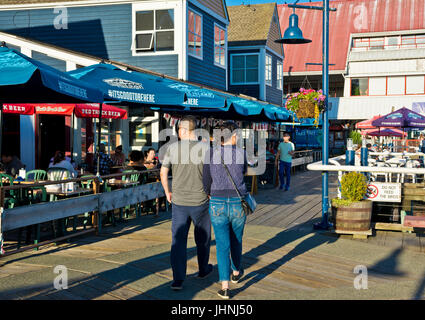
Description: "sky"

(225, 0), (301, 6)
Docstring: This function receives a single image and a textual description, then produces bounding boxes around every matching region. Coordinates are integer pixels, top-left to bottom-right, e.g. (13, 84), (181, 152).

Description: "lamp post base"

(313, 218), (333, 230)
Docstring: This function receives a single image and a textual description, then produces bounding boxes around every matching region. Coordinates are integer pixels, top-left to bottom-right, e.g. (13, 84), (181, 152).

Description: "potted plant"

(349, 130), (362, 147)
(331, 172), (373, 232)
(285, 88), (326, 126)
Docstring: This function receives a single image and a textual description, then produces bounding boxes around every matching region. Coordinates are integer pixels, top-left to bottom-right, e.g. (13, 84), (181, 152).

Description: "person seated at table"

(366, 143), (376, 152)
(144, 148), (158, 169)
(128, 150), (147, 171)
(49, 151), (72, 167)
(1, 151), (25, 177)
(93, 143), (114, 176)
(49, 151), (78, 178)
(111, 145), (126, 167)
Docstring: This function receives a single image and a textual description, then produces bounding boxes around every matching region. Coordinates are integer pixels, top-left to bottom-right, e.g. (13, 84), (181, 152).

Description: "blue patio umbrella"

(0, 46), (103, 103)
(68, 63), (191, 106)
(154, 93), (292, 122)
(0, 45), (105, 163)
(158, 79), (227, 109)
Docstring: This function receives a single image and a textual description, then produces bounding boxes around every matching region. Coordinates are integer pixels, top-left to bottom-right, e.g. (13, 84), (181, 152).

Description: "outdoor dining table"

(45, 188), (92, 197)
(385, 157), (407, 167)
(106, 179), (139, 188)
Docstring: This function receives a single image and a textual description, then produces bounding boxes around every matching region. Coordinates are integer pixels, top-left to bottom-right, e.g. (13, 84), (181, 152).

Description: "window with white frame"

(277, 60), (283, 90)
(214, 25), (226, 67)
(265, 54), (272, 86)
(134, 9), (174, 52)
(188, 10), (202, 58)
(406, 75), (425, 94)
(369, 77), (386, 95)
(351, 75), (425, 96)
(387, 76), (405, 95)
(231, 54), (259, 84)
(352, 34), (425, 51)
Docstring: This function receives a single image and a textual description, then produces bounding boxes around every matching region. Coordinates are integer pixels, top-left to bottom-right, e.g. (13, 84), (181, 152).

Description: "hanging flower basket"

(285, 88), (326, 126)
(297, 100), (316, 118)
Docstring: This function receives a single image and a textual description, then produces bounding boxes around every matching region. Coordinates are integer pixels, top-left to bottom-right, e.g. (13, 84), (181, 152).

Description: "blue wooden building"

(0, 0), (229, 90)
(227, 3), (284, 106)
(0, 0), (230, 169)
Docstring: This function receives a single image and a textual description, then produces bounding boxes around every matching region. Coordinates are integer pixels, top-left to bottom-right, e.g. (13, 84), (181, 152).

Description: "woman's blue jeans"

(209, 196), (246, 282)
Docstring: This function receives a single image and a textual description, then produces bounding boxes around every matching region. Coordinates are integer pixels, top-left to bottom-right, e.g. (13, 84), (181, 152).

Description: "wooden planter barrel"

(297, 100), (316, 119)
(334, 201), (373, 232)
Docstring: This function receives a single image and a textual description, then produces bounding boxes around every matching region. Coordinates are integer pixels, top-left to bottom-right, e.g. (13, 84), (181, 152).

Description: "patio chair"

(45, 167), (73, 242)
(0, 173), (17, 209)
(399, 160), (420, 183)
(80, 175), (96, 229)
(25, 169), (48, 204)
(0, 173), (30, 249)
(371, 162), (390, 182)
(47, 167), (72, 182)
(121, 170), (141, 219)
(26, 169), (47, 181)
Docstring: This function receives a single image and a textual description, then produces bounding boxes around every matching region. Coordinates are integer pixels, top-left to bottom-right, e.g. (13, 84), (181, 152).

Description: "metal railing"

(307, 153), (425, 199)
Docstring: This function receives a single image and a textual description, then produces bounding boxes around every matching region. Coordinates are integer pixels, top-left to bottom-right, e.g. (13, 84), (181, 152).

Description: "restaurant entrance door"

(37, 115), (70, 169)
(1, 113), (20, 157)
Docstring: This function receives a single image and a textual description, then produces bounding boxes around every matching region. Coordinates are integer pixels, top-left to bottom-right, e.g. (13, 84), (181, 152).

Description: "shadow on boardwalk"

(0, 212), (172, 268)
(367, 246), (425, 299)
(0, 217), (338, 300)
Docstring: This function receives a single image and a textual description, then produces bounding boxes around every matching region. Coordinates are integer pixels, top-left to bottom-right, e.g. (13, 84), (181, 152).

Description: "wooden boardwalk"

(247, 170), (326, 229)
(0, 170), (424, 300)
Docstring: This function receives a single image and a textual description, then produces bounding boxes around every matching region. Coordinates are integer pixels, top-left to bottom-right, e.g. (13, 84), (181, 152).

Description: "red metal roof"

(277, 0), (425, 74)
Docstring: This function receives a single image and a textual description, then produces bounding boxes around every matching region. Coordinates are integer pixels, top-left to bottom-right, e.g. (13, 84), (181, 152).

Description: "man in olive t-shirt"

(160, 116), (212, 291)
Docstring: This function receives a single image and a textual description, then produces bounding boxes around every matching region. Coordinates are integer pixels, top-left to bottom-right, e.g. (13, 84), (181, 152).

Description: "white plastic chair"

(399, 160), (420, 183)
(372, 162), (389, 182)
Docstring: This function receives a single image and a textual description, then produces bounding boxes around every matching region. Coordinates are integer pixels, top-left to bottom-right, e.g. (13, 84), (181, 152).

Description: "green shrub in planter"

(332, 172), (372, 232)
(332, 172), (368, 208)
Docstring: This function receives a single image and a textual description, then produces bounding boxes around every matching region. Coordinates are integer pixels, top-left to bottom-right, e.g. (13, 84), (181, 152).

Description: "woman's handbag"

(220, 156), (257, 216)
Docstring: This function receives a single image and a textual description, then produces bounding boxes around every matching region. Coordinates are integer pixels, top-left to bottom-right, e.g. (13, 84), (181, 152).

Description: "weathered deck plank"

(1, 170), (425, 300)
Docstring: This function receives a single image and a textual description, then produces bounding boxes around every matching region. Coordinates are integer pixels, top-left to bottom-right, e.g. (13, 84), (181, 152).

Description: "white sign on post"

(366, 182), (401, 203)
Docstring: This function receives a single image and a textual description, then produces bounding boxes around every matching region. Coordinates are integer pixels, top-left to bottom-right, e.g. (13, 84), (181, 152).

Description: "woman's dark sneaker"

(217, 289), (230, 299)
(231, 270), (244, 284)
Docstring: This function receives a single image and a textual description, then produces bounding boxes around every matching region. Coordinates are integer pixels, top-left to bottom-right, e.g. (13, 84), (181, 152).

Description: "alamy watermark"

(353, 4), (368, 31)
(353, 265), (368, 290)
(53, 265), (68, 290)
(53, 7), (68, 30)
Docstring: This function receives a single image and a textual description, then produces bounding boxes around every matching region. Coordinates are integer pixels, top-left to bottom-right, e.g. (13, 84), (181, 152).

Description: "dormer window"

(265, 54), (272, 86)
(134, 9), (174, 52)
(214, 24), (226, 68)
(188, 9), (203, 59)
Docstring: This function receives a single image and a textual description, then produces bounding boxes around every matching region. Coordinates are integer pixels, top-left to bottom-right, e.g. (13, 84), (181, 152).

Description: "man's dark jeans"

(171, 202), (211, 281)
(279, 160), (292, 189)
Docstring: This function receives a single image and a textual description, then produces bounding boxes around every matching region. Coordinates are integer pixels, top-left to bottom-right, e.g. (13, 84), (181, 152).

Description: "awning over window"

(74, 104), (127, 119)
(2, 103), (127, 119)
(2, 103), (35, 115)
(67, 63), (188, 106)
(0, 47), (104, 103)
